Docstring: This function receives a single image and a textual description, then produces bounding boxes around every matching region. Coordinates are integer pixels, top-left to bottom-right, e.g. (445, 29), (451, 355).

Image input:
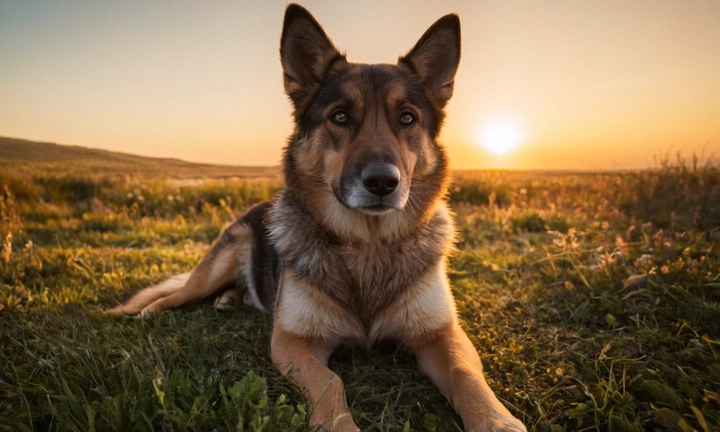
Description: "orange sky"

(1, 1), (718, 170)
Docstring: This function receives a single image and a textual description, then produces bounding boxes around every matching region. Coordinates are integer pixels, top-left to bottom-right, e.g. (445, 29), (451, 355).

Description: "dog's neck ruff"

(268, 191), (455, 326)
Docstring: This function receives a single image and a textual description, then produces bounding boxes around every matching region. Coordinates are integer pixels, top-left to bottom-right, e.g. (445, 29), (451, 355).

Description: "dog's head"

(280, 4), (460, 226)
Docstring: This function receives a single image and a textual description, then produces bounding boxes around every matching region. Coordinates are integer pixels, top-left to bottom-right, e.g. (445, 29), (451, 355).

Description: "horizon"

(5, 134), (715, 174)
(1, 1), (719, 170)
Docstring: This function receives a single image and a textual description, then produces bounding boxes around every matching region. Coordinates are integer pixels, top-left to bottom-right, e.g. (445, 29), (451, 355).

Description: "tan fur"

(213, 286), (245, 311)
(275, 269), (366, 347)
(105, 272), (190, 316)
(413, 322), (526, 431)
(271, 326), (358, 431)
(369, 260), (455, 345)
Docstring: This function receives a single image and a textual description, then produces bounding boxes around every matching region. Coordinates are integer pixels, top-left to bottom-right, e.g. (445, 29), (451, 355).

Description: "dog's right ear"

(280, 4), (345, 112)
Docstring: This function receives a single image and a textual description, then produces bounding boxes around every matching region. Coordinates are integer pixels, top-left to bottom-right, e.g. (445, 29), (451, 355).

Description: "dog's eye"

(399, 112), (415, 125)
(331, 111), (349, 125)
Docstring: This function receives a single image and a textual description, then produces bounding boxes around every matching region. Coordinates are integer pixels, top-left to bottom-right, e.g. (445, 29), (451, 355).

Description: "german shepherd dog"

(107, 4), (526, 431)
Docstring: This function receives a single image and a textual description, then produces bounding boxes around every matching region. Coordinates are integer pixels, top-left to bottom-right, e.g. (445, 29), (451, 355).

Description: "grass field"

(1, 143), (719, 431)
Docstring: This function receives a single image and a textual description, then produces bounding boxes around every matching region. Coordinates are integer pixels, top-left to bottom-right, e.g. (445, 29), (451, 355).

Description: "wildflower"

(615, 235), (627, 251)
(634, 254), (653, 271)
(626, 225), (636, 238)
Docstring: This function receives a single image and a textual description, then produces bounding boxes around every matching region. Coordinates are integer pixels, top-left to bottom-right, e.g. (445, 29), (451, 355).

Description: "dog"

(106, 4), (527, 431)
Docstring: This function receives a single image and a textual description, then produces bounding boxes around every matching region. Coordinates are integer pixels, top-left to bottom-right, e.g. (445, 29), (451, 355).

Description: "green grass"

(1, 152), (719, 431)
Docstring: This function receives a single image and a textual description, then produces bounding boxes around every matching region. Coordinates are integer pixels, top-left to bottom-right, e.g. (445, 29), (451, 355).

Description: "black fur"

(240, 201), (280, 310)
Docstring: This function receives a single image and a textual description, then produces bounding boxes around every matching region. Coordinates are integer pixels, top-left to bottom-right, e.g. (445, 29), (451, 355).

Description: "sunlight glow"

(478, 124), (522, 155)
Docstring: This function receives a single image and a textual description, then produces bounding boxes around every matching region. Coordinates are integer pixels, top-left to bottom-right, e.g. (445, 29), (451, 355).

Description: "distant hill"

(0, 136), (278, 178)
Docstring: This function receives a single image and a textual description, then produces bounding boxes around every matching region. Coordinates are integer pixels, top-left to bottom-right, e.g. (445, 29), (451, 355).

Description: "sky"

(1, 0), (719, 170)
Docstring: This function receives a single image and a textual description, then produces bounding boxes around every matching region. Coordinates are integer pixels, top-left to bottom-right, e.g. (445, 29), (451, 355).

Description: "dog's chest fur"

(268, 194), (454, 327)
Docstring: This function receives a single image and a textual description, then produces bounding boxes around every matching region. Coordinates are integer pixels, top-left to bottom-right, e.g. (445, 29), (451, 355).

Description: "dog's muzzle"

(336, 163), (409, 215)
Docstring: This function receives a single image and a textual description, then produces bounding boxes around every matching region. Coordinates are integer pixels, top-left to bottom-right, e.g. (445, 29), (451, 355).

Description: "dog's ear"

(400, 14), (461, 110)
(280, 4), (345, 111)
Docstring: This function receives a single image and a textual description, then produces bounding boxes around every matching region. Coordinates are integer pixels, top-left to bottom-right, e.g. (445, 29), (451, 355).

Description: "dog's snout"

(361, 164), (400, 196)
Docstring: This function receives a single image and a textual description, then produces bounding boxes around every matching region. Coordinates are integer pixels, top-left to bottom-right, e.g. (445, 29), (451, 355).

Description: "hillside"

(0, 136), (278, 178)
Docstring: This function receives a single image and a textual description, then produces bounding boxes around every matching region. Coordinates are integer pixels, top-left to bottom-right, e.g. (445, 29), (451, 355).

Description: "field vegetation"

(1, 141), (719, 431)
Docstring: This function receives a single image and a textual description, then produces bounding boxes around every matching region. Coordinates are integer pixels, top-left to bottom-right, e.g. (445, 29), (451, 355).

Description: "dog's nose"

(361, 164), (400, 196)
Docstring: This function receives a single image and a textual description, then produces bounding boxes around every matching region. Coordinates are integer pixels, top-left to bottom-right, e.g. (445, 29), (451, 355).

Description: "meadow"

(1, 144), (719, 431)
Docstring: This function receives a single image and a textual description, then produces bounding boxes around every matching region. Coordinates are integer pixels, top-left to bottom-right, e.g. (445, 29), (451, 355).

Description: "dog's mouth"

(358, 204), (397, 215)
(333, 184), (408, 215)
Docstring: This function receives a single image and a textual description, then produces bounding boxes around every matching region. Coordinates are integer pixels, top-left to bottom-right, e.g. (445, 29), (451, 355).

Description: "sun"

(478, 124), (522, 155)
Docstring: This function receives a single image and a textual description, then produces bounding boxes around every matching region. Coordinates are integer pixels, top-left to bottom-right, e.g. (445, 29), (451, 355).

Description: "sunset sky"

(1, 1), (719, 170)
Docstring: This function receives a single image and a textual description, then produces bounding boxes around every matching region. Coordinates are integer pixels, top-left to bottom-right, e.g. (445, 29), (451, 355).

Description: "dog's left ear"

(400, 14), (461, 110)
(280, 4), (345, 112)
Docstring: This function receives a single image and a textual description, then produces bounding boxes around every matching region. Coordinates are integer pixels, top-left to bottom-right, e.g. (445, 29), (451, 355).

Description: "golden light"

(478, 123), (522, 155)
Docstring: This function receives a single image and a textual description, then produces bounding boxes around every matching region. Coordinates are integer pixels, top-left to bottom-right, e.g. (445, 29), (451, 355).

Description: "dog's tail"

(104, 272), (191, 316)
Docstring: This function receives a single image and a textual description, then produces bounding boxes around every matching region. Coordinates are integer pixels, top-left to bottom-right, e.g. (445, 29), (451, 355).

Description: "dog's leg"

(141, 244), (241, 315)
(213, 286), (245, 311)
(271, 327), (359, 432)
(413, 321), (527, 432)
(106, 219), (254, 316)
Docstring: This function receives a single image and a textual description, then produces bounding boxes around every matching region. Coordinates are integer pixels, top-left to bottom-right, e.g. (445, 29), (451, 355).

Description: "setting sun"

(478, 124), (522, 155)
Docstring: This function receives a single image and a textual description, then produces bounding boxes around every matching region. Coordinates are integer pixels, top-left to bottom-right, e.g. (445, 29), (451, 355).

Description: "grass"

(1, 150), (719, 431)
